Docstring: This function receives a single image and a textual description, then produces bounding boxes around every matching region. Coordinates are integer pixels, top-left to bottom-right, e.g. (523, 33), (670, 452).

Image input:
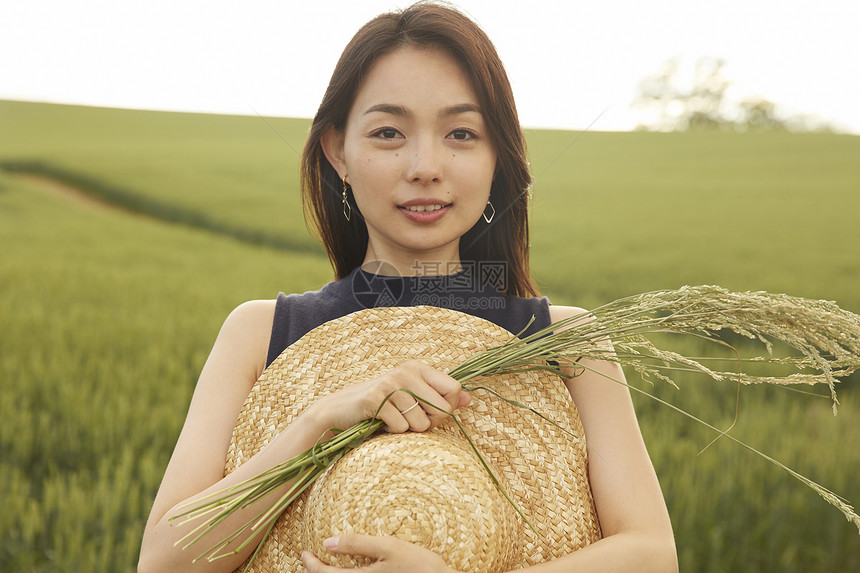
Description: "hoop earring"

(342, 176), (352, 221)
(482, 200), (495, 224)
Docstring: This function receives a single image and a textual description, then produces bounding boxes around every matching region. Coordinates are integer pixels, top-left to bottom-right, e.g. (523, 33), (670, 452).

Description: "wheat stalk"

(169, 285), (860, 567)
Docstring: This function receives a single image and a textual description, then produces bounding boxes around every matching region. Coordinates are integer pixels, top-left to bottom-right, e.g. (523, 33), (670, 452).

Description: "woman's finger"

(397, 362), (454, 417)
(305, 535), (455, 572)
(389, 388), (421, 417)
(415, 364), (469, 421)
(300, 550), (341, 572)
(397, 396), (420, 416)
(379, 390), (430, 433)
(299, 536), (392, 572)
(322, 533), (391, 557)
(371, 361), (470, 432)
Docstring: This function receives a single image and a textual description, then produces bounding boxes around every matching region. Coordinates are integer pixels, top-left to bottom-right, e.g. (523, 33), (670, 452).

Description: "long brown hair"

(301, 1), (538, 297)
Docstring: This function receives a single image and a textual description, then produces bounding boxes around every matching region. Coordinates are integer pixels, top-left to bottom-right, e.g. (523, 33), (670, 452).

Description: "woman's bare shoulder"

(220, 299), (278, 343)
(223, 298), (278, 328)
(548, 304), (591, 325)
(210, 299), (278, 381)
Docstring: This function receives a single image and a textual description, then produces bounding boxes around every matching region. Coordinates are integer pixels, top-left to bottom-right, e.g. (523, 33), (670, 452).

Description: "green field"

(1, 100), (858, 571)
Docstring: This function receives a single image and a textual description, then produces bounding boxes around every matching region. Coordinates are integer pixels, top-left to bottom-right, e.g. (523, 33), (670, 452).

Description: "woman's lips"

(398, 203), (452, 223)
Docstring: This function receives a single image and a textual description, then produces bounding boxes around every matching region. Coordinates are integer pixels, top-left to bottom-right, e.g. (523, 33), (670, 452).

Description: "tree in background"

(632, 57), (830, 132)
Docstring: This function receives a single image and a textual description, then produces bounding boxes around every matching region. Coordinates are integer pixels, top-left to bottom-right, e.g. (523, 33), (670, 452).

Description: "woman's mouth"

(403, 204), (445, 212)
(398, 202), (452, 223)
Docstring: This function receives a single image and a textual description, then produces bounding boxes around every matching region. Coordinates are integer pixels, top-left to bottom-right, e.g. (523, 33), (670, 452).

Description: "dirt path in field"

(19, 172), (134, 214)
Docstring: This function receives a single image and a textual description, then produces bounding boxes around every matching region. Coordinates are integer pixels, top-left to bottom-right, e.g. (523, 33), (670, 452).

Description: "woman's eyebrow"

(363, 103), (482, 118)
(364, 103), (409, 117)
(438, 103), (481, 118)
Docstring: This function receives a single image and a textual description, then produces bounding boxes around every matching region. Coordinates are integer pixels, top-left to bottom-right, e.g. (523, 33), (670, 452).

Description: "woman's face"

(323, 46), (497, 273)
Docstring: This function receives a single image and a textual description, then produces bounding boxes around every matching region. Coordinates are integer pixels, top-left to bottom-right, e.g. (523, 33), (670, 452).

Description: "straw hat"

(225, 306), (601, 572)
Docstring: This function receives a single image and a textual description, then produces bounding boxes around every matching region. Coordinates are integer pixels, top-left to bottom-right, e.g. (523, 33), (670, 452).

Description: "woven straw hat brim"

(226, 306), (601, 572)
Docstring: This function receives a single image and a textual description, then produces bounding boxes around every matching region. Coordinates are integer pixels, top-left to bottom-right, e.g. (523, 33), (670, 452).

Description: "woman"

(139, 3), (677, 572)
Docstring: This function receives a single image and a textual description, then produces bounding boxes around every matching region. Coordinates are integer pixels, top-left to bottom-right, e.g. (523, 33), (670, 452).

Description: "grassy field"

(1, 101), (316, 252)
(1, 100), (858, 571)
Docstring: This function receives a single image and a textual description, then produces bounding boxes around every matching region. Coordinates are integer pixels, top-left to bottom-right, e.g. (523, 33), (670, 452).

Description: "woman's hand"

(301, 534), (458, 573)
(304, 359), (471, 434)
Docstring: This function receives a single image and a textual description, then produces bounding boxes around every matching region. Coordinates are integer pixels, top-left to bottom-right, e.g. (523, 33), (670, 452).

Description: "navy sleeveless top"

(266, 265), (552, 367)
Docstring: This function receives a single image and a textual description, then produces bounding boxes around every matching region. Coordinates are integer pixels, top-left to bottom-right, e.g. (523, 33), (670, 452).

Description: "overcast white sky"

(2, 0), (859, 133)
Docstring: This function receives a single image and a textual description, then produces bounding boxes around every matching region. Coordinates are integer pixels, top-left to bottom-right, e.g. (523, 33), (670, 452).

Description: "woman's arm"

(139, 299), (289, 573)
(530, 304), (678, 572)
(139, 301), (470, 573)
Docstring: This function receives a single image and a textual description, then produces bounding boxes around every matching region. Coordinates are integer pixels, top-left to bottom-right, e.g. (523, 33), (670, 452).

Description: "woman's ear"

(320, 127), (347, 178)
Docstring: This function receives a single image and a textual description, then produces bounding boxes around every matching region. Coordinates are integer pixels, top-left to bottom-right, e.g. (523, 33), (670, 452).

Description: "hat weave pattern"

(225, 306), (601, 572)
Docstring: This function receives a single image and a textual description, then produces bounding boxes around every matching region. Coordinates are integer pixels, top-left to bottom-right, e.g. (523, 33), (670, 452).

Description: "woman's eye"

(373, 128), (401, 139)
(449, 129), (477, 141)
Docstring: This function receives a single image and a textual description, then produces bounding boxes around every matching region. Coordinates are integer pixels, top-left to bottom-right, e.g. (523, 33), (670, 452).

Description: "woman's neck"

(362, 244), (462, 277)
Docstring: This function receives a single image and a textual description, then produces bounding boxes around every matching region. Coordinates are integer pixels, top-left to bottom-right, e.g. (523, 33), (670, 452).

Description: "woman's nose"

(406, 136), (442, 183)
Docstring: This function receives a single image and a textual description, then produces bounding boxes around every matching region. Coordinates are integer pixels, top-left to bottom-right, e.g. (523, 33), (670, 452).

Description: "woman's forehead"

(350, 46), (480, 117)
